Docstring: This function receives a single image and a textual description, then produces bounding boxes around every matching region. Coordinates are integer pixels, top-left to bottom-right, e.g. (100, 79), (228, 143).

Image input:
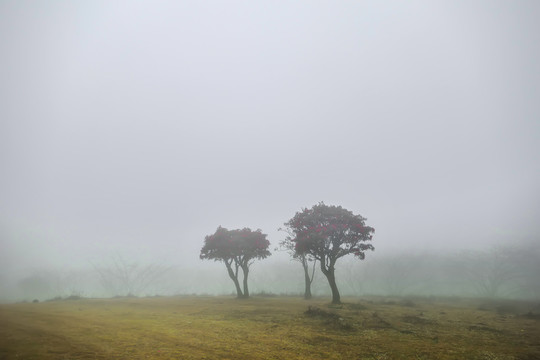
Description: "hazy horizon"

(1, 1), (539, 301)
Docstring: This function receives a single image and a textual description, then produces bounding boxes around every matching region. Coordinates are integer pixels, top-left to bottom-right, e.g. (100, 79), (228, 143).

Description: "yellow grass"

(0, 296), (539, 359)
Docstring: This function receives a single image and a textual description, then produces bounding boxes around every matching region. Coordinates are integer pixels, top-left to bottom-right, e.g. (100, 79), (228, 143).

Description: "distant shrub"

(347, 303), (368, 311)
(304, 306), (354, 331)
(523, 312), (540, 320)
(399, 299), (416, 307)
(305, 306), (339, 319)
(112, 294), (138, 299)
(401, 315), (436, 325)
(253, 291), (278, 297)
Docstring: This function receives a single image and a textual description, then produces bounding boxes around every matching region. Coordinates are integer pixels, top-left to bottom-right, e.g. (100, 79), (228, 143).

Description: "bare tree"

(92, 254), (171, 297)
(515, 241), (540, 298)
(459, 245), (525, 298)
(17, 274), (52, 300)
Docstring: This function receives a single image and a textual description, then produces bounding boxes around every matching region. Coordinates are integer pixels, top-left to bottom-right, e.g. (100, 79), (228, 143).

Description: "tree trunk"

(321, 258), (341, 304)
(302, 258), (312, 300)
(225, 262), (243, 298)
(326, 270), (341, 304)
(241, 264), (250, 298)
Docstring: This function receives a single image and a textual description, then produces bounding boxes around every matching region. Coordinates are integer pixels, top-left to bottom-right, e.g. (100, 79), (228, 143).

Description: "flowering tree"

(284, 203), (375, 304)
(200, 226), (271, 298)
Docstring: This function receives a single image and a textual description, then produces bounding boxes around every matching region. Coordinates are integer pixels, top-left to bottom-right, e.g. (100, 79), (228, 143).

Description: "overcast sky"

(1, 1), (539, 276)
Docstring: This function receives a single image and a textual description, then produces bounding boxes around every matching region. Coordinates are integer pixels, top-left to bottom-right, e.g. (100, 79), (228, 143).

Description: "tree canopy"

(200, 226), (270, 298)
(284, 202), (374, 303)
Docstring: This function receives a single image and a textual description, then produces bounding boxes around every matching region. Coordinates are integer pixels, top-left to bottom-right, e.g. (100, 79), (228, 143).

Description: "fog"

(1, 1), (539, 303)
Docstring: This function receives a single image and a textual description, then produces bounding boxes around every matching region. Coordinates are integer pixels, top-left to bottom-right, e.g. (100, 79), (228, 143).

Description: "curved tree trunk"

(225, 262), (243, 298)
(241, 264), (250, 298)
(326, 271), (341, 304)
(321, 258), (341, 304)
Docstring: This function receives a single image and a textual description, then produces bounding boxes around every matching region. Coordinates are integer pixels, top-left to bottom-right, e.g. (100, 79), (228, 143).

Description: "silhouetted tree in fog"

(278, 227), (317, 299)
(17, 275), (52, 300)
(92, 255), (171, 297)
(284, 203), (375, 304)
(200, 227), (271, 298)
(516, 241), (540, 298)
(459, 245), (525, 298)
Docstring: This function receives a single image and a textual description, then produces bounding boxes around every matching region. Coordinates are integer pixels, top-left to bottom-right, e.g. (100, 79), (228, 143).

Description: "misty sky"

(1, 1), (539, 277)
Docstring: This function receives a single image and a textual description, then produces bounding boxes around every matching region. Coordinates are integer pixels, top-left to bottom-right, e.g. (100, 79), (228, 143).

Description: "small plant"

(304, 306), (354, 331)
(347, 303), (368, 311)
(399, 299), (416, 307)
(305, 306), (339, 319)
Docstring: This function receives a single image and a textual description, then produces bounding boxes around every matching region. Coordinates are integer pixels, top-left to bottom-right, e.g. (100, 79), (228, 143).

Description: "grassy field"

(0, 295), (539, 359)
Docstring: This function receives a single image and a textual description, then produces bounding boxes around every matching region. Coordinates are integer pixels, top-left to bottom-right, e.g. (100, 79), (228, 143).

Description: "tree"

(200, 226), (271, 298)
(459, 245), (526, 298)
(17, 274), (52, 301)
(278, 227), (317, 299)
(284, 203), (374, 304)
(91, 254), (171, 297)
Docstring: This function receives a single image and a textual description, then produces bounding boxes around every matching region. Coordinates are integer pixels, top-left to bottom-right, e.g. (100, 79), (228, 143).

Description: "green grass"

(0, 296), (539, 359)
